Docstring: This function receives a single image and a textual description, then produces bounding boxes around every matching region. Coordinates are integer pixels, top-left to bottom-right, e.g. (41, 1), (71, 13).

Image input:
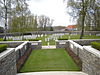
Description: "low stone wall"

(0, 41), (32, 74)
(56, 39), (100, 49)
(67, 40), (100, 75)
(0, 48), (17, 75)
(82, 46), (100, 75)
(73, 39), (100, 46)
(29, 40), (42, 50)
(56, 40), (68, 48)
(15, 41), (32, 72)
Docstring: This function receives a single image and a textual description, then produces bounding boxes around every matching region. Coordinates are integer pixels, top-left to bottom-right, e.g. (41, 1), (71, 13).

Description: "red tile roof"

(65, 25), (76, 29)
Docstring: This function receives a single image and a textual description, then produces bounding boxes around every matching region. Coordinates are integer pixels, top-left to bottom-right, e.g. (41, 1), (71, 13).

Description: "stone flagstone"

(17, 71), (88, 75)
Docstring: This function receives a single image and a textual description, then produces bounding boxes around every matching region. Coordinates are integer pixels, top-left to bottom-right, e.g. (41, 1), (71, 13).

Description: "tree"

(65, 0), (99, 39)
(0, 26), (4, 33)
(8, 0), (33, 33)
(0, 0), (12, 40)
(38, 15), (53, 31)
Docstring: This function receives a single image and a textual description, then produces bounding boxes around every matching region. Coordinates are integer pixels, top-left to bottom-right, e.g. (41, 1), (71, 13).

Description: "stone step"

(17, 71), (88, 75)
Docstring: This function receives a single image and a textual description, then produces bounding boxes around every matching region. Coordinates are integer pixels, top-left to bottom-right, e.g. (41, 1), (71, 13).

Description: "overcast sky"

(27, 0), (76, 27)
(0, 0), (76, 27)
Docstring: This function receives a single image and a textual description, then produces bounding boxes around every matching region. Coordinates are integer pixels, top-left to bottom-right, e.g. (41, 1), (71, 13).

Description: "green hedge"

(91, 42), (100, 50)
(0, 38), (3, 41)
(28, 39), (39, 41)
(0, 44), (8, 53)
(58, 38), (68, 40)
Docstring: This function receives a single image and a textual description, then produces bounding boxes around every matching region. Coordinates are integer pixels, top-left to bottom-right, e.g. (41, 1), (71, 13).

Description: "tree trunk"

(80, 0), (86, 39)
(80, 14), (85, 39)
(4, 5), (7, 41)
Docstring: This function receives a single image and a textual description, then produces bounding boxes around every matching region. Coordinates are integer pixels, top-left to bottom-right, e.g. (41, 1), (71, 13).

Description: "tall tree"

(38, 15), (53, 31)
(65, 0), (99, 39)
(0, 0), (13, 40)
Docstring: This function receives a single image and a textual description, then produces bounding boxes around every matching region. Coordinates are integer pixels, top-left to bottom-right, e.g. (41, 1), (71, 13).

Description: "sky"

(27, 0), (76, 27)
(0, 0), (76, 27)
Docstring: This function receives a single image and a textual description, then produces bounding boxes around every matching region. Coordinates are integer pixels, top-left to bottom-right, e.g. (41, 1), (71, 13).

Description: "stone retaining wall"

(73, 39), (100, 46)
(0, 41), (32, 74)
(82, 46), (100, 75)
(29, 40), (42, 50)
(56, 40), (68, 48)
(56, 39), (100, 48)
(0, 48), (17, 75)
(67, 40), (100, 75)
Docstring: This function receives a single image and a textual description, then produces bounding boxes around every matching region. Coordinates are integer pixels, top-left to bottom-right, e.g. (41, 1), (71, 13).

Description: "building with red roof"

(65, 25), (77, 31)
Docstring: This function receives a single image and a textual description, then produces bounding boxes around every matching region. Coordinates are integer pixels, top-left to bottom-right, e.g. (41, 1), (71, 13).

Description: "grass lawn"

(62, 35), (100, 39)
(20, 49), (80, 73)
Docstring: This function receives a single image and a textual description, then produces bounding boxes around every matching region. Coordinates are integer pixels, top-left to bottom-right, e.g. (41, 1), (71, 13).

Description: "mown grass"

(62, 35), (100, 39)
(20, 49), (80, 72)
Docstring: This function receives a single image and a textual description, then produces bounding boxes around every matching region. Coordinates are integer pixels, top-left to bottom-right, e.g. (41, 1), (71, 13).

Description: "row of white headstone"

(5, 33), (69, 41)
(45, 33), (65, 42)
(6, 34), (44, 41)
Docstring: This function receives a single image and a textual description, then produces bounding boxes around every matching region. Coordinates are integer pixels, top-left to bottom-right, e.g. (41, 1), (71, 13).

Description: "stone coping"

(68, 40), (83, 50)
(15, 41), (29, 51)
(29, 40), (42, 42)
(73, 39), (100, 41)
(17, 71), (88, 75)
(0, 48), (15, 60)
(55, 40), (68, 42)
(83, 46), (100, 58)
(0, 41), (24, 43)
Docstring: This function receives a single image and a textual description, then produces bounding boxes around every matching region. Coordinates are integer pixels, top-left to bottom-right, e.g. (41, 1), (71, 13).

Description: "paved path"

(17, 71), (88, 75)
(42, 45), (56, 49)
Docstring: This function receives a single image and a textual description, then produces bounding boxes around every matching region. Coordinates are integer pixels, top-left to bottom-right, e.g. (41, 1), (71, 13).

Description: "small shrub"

(91, 42), (100, 50)
(0, 38), (3, 41)
(58, 38), (68, 40)
(0, 44), (8, 53)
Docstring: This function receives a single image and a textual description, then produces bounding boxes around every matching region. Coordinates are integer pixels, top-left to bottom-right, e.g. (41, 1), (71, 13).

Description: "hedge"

(28, 39), (39, 41)
(0, 38), (3, 41)
(0, 44), (8, 53)
(58, 38), (68, 40)
(91, 42), (100, 50)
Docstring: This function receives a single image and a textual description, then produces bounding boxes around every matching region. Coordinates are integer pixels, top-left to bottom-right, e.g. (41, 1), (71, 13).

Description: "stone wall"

(73, 39), (100, 46)
(29, 40), (42, 50)
(15, 41), (32, 72)
(82, 46), (100, 75)
(67, 40), (100, 75)
(0, 41), (32, 74)
(0, 48), (17, 75)
(56, 39), (100, 49)
(56, 40), (68, 48)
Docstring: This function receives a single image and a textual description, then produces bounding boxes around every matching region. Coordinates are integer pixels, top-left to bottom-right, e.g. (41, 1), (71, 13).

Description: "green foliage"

(20, 49), (80, 72)
(58, 38), (68, 40)
(91, 42), (100, 50)
(28, 39), (39, 41)
(0, 44), (8, 53)
(0, 38), (3, 41)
